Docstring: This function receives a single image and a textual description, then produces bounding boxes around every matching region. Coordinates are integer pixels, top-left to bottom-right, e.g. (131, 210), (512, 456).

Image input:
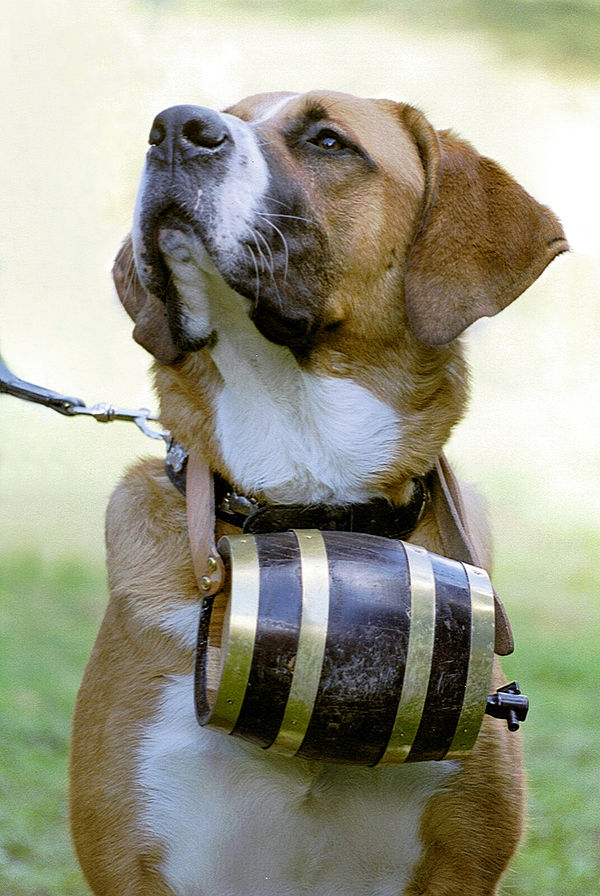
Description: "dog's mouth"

(134, 199), (330, 355)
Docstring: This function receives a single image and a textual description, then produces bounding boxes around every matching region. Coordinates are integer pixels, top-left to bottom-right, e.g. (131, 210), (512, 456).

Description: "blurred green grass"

(497, 526), (600, 894)
(0, 557), (105, 896)
(2, 0), (599, 893)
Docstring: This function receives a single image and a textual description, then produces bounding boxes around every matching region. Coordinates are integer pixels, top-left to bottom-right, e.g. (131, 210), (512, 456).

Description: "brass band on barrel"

(201, 532), (495, 765)
(446, 563), (495, 757)
(377, 543), (437, 765)
(208, 536), (260, 733)
(270, 530), (330, 756)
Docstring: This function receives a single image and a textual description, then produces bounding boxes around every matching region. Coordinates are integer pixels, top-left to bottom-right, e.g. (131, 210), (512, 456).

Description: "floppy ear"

(402, 109), (569, 346)
(112, 236), (181, 364)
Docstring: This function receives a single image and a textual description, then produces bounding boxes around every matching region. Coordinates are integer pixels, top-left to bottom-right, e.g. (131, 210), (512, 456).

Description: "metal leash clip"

(64, 402), (167, 440)
(0, 352), (168, 442)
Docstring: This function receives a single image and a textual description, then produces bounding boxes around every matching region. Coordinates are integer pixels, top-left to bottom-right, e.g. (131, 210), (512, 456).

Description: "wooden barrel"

(195, 529), (495, 765)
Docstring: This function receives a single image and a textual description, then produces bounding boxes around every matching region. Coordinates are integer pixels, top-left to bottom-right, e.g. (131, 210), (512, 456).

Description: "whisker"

(251, 231), (286, 311)
(245, 243), (261, 302)
(263, 194), (294, 211)
(125, 254), (137, 300)
(252, 237), (269, 277)
(253, 229), (275, 277)
(260, 218), (289, 283)
(259, 211), (313, 226)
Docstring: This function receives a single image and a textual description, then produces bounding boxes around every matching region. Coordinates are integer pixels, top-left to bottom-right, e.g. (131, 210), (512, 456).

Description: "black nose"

(148, 105), (231, 163)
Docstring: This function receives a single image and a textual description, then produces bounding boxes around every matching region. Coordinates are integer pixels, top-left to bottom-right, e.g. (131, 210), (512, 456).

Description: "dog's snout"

(148, 105), (231, 163)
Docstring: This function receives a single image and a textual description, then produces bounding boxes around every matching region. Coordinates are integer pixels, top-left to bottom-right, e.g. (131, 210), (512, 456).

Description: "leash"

(0, 353), (168, 442)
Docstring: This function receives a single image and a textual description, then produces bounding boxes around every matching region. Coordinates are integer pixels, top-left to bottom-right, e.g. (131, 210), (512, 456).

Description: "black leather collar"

(166, 440), (428, 540)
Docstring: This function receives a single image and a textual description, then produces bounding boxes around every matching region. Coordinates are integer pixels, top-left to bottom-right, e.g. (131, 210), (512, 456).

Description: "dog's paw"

(158, 227), (215, 344)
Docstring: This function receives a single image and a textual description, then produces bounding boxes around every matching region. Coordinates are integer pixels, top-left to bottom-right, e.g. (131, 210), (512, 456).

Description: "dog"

(69, 90), (567, 896)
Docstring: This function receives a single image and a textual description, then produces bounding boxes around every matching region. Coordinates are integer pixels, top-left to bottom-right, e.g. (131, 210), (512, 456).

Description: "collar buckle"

(219, 490), (259, 518)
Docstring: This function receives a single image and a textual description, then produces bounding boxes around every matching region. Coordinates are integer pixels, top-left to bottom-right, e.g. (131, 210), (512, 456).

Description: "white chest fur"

(137, 616), (456, 896)
(209, 296), (402, 505)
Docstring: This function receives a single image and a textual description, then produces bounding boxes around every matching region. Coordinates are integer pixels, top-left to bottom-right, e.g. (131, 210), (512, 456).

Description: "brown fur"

(70, 90), (566, 895)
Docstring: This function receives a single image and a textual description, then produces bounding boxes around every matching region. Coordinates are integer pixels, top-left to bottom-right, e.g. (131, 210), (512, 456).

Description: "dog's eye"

(309, 130), (346, 152)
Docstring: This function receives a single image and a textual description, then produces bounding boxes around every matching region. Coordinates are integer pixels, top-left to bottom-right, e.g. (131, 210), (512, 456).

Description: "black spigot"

(485, 681), (529, 732)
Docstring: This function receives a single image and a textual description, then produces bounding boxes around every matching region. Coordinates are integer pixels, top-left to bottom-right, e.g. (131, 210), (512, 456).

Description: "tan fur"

(71, 90), (565, 895)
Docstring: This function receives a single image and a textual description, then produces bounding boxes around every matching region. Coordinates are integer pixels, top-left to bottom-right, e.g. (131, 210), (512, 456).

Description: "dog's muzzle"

(133, 102), (330, 355)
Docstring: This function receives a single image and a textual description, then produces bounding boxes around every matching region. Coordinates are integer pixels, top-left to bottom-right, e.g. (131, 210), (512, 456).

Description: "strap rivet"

(200, 575), (212, 592)
(207, 555), (218, 573)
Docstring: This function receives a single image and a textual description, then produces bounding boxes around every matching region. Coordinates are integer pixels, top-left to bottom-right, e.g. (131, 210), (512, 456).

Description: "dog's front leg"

(157, 227), (217, 350)
(402, 674), (525, 896)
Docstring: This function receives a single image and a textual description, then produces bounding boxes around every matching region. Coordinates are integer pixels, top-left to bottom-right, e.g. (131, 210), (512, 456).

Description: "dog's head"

(115, 89), (567, 368)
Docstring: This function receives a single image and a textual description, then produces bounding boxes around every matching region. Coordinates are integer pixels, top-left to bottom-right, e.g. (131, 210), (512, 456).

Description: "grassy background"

(1, 1), (599, 893)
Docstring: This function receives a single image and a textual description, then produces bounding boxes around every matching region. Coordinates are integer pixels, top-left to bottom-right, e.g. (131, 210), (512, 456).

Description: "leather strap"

(185, 451), (226, 597)
(184, 446), (513, 655)
(427, 454), (514, 656)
